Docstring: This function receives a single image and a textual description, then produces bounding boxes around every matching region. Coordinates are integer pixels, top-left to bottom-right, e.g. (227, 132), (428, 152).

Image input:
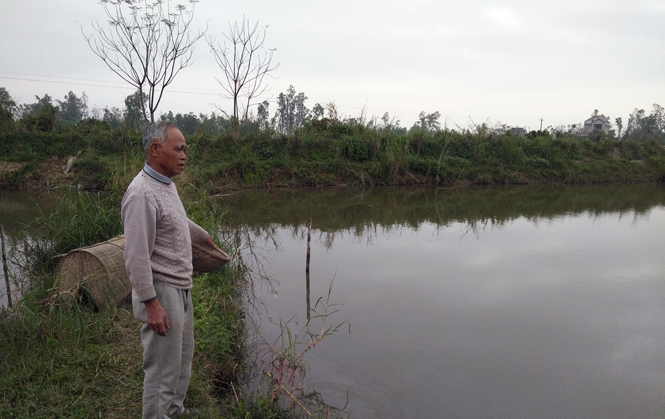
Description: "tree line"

(1, 84), (664, 144)
(0, 83), (438, 136)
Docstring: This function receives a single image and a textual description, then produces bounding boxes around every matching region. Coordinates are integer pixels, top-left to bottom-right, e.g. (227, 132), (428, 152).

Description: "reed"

(239, 277), (350, 418)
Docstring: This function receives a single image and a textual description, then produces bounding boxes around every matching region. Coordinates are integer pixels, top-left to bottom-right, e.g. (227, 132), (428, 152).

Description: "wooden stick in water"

(306, 218), (312, 319)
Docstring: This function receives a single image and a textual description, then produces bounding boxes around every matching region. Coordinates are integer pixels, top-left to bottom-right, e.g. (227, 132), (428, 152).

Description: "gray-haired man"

(121, 122), (215, 418)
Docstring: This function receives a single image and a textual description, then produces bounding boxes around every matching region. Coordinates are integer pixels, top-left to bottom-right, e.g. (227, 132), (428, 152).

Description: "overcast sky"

(1, 0), (664, 130)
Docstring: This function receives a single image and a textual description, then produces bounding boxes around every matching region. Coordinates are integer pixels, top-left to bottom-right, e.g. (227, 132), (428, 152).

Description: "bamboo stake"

(306, 218), (312, 320)
(1, 225), (11, 308)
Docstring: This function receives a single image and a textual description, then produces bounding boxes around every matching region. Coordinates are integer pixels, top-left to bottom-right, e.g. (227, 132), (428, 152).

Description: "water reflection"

(219, 185), (665, 419)
(0, 191), (59, 307)
(217, 184), (664, 232)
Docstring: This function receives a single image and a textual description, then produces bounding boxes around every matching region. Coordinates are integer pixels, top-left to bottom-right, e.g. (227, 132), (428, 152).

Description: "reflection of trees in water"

(221, 184), (664, 257)
(218, 184), (665, 236)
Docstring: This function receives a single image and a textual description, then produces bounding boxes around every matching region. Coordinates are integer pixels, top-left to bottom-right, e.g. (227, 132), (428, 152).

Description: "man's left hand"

(204, 236), (217, 249)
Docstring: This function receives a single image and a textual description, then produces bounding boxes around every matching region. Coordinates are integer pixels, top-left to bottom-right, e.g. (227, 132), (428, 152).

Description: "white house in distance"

(583, 114), (611, 134)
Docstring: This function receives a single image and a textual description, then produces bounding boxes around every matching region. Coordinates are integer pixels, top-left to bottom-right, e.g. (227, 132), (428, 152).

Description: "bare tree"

(82, 0), (206, 122)
(207, 16), (279, 128)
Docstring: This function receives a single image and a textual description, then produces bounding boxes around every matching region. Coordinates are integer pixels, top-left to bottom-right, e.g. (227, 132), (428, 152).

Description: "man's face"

(151, 128), (187, 178)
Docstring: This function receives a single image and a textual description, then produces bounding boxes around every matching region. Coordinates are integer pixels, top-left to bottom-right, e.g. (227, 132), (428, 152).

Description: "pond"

(218, 184), (665, 419)
(1, 184), (663, 418)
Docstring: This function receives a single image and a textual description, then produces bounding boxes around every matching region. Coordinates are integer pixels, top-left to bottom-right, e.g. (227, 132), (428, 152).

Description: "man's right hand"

(145, 299), (170, 336)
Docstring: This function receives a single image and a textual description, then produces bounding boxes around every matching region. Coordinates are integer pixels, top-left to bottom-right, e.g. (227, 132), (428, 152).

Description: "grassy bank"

(1, 121), (664, 191)
(0, 187), (304, 418)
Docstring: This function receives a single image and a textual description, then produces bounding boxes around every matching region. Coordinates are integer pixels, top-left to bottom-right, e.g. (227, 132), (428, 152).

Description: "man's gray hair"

(142, 121), (178, 151)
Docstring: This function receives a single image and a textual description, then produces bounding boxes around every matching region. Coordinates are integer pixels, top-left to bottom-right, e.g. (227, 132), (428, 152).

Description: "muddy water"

(219, 184), (665, 419)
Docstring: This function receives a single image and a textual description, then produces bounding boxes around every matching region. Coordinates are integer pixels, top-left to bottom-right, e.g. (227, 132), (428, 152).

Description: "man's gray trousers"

(132, 283), (194, 419)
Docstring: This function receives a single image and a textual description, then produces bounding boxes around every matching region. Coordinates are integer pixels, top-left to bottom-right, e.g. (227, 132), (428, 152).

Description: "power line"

(0, 70), (223, 94)
(0, 71), (127, 86)
(0, 73), (224, 96)
(0, 75), (132, 90)
(0, 71), (431, 114)
(1, 71), (463, 123)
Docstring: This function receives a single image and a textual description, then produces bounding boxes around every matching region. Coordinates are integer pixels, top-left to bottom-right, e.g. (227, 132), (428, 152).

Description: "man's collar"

(143, 162), (172, 185)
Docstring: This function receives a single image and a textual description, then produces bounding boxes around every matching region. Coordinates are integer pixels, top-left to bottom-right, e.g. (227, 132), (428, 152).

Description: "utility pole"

(539, 118), (544, 131)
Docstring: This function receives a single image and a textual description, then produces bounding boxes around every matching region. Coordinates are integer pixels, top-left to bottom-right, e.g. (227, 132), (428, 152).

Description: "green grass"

(3, 123), (665, 192)
(0, 301), (144, 418)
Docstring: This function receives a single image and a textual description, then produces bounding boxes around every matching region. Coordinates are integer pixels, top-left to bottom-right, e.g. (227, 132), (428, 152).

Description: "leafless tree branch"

(207, 16), (279, 129)
(81, 0), (206, 122)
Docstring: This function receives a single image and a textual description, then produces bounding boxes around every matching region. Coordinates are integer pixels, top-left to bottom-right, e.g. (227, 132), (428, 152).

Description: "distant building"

(583, 114), (611, 134)
(510, 127), (526, 136)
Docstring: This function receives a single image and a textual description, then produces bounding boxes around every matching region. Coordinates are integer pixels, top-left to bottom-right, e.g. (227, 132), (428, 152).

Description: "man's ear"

(148, 141), (160, 157)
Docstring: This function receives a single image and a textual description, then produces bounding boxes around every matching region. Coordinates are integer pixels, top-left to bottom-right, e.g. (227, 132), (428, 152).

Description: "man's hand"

(145, 298), (170, 336)
(204, 236), (217, 249)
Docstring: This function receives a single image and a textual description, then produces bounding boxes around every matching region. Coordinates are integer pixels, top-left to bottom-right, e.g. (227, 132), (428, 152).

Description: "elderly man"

(121, 122), (214, 418)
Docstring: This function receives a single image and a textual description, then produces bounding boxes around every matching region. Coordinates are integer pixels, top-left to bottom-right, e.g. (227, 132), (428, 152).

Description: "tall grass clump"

(26, 190), (123, 279)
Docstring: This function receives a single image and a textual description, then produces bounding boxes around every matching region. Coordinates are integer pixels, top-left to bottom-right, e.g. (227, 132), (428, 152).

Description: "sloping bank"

(1, 122), (664, 191)
(0, 187), (299, 418)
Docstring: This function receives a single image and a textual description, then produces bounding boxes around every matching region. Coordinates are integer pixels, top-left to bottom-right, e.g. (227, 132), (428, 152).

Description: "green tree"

(82, 0), (206, 122)
(56, 91), (89, 123)
(623, 104), (665, 143)
(124, 90), (147, 131)
(652, 104), (665, 133)
(257, 100), (270, 127)
(0, 87), (17, 129)
(275, 85), (311, 134)
(410, 111), (441, 132)
(19, 94), (59, 131)
(0, 87), (16, 113)
(103, 106), (123, 129)
(312, 103), (325, 120)
(198, 112), (229, 135)
(173, 112), (200, 135)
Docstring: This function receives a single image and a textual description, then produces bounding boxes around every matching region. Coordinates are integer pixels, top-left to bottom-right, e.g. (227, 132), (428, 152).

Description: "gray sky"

(1, 0), (663, 130)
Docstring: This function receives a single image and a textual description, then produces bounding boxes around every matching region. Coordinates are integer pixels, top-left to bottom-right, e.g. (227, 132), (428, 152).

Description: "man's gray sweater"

(121, 165), (209, 302)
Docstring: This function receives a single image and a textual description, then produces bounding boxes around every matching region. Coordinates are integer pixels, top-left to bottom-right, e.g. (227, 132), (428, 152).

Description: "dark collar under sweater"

(142, 162), (172, 185)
